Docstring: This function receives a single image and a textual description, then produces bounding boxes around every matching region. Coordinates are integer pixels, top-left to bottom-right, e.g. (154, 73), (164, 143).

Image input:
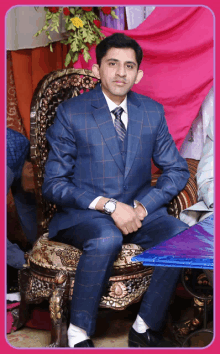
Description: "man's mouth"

(114, 80), (126, 85)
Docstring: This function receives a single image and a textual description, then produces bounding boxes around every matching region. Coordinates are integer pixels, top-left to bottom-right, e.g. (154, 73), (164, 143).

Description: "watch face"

(105, 201), (116, 214)
(106, 202), (115, 213)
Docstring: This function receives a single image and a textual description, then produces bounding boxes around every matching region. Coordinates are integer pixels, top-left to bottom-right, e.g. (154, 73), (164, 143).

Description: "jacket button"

(124, 185), (128, 190)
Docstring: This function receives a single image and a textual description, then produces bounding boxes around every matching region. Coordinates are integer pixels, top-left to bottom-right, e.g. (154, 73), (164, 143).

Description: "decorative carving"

(30, 70), (99, 233)
(70, 74), (81, 87)
(54, 271), (67, 285)
(49, 288), (64, 324)
(25, 275), (52, 301)
(69, 279), (75, 299)
(113, 244), (146, 274)
(82, 76), (95, 89)
(109, 282), (127, 298)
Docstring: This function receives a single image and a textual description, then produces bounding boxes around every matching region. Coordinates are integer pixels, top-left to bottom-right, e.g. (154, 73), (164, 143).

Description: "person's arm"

(95, 197), (142, 235)
(136, 108), (190, 215)
(42, 104), (100, 210)
(197, 118), (214, 208)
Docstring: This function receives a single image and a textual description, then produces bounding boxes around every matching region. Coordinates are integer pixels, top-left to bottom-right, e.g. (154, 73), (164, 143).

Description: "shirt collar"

(102, 91), (127, 114)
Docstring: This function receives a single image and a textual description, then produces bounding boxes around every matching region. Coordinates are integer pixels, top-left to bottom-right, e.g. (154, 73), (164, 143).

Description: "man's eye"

(109, 62), (116, 66)
(127, 64), (134, 69)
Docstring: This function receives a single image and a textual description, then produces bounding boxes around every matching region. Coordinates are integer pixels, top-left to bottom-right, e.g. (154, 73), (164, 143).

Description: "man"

(180, 114), (214, 287)
(180, 115), (214, 226)
(42, 33), (189, 347)
(7, 128), (37, 297)
(7, 128), (37, 268)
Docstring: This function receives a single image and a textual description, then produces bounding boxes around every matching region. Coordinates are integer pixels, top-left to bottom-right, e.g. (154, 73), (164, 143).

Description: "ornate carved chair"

(17, 68), (199, 347)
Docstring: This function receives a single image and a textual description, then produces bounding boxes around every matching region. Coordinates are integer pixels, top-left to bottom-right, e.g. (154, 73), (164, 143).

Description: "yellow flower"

(71, 17), (84, 28)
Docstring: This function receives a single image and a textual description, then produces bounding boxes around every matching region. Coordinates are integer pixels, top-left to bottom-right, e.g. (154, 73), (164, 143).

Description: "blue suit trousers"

(52, 212), (188, 336)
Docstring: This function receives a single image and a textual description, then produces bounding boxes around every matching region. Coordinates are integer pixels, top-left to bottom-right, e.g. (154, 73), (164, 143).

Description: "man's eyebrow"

(107, 58), (137, 66)
(107, 58), (119, 62)
(126, 61), (137, 66)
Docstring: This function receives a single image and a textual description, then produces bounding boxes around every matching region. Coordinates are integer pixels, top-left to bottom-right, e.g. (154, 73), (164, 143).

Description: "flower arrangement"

(34, 7), (118, 66)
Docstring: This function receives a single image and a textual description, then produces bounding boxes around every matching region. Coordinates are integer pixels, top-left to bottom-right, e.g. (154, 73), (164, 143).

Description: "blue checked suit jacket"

(42, 83), (189, 238)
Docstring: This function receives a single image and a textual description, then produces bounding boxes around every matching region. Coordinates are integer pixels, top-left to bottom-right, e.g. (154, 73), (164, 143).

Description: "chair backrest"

(30, 68), (99, 236)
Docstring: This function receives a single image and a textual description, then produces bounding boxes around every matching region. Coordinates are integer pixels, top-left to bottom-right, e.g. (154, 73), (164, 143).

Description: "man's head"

(96, 33), (143, 69)
(92, 33), (144, 105)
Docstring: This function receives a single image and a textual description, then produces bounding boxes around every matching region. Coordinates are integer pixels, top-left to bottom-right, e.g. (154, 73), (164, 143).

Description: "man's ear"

(92, 64), (101, 80)
(135, 70), (144, 84)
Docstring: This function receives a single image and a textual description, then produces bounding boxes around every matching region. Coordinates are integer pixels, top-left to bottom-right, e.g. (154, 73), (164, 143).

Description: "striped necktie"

(112, 106), (126, 141)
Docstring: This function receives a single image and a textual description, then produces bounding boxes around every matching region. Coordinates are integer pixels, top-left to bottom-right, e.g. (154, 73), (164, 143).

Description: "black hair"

(96, 33), (143, 68)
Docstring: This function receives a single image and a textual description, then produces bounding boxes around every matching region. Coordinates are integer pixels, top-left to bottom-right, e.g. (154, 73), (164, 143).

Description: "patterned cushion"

(29, 234), (146, 276)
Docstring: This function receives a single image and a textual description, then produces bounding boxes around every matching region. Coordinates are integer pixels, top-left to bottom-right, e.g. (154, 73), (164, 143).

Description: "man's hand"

(110, 202), (142, 235)
(134, 203), (147, 221)
(95, 198), (143, 235)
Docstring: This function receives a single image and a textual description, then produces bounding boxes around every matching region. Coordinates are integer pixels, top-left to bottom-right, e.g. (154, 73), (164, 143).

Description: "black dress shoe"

(74, 339), (95, 347)
(128, 327), (176, 347)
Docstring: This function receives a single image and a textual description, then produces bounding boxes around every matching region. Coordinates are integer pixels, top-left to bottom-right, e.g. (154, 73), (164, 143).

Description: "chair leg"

(49, 287), (68, 347)
(17, 268), (31, 329)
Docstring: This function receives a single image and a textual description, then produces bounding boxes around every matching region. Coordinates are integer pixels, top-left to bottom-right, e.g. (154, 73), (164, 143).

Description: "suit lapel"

(125, 91), (143, 180)
(91, 84), (125, 174)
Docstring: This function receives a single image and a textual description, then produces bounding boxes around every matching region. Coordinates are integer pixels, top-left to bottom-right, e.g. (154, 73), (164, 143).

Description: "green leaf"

(66, 36), (73, 44)
(46, 13), (52, 20)
(48, 13), (53, 19)
(71, 40), (78, 52)
(34, 29), (44, 36)
(83, 50), (91, 63)
(72, 51), (79, 64)
(75, 7), (82, 15)
(65, 52), (72, 67)
(66, 22), (75, 31)
(49, 43), (53, 52)
(60, 39), (68, 45)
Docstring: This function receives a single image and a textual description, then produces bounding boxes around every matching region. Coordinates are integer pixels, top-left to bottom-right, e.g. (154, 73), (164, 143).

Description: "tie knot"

(112, 106), (124, 120)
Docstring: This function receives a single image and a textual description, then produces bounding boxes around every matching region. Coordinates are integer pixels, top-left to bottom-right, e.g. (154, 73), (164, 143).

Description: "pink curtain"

(74, 7), (213, 149)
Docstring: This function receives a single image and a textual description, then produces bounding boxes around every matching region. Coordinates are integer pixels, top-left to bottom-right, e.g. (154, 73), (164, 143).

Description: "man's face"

(92, 47), (143, 105)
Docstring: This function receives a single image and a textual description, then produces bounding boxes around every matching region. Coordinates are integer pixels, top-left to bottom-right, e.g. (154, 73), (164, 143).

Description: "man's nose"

(116, 65), (126, 76)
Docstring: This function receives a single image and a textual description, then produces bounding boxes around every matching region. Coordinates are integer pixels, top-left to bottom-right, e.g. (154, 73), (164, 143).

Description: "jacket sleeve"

(42, 104), (99, 209)
(197, 117), (214, 208)
(138, 108), (190, 215)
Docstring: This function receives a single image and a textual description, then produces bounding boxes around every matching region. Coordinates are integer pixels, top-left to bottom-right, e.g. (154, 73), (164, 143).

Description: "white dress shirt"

(179, 115), (214, 226)
(103, 92), (128, 129)
(89, 91), (147, 216)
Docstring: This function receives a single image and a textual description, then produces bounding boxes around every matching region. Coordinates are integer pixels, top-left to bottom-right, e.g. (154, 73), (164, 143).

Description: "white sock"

(67, 323), (90, 347)
(132, 314), (150, 333)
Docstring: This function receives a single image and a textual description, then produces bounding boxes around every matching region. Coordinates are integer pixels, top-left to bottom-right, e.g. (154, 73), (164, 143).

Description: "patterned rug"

(7, 301), (213, 348)
(7, 307), (133, 348)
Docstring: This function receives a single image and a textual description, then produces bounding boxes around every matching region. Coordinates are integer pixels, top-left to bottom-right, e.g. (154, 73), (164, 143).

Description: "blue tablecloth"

(132, 214), (214, 269)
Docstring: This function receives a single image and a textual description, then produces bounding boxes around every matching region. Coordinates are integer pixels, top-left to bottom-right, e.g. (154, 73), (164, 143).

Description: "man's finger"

(122, 227), (129, 235)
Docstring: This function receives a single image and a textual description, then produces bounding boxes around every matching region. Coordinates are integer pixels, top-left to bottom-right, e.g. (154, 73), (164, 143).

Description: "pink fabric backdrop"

(74, 7), (213, 149)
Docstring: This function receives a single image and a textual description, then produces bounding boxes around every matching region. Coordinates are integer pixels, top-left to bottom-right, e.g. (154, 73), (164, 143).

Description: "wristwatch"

(103, 198), (117, 215)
